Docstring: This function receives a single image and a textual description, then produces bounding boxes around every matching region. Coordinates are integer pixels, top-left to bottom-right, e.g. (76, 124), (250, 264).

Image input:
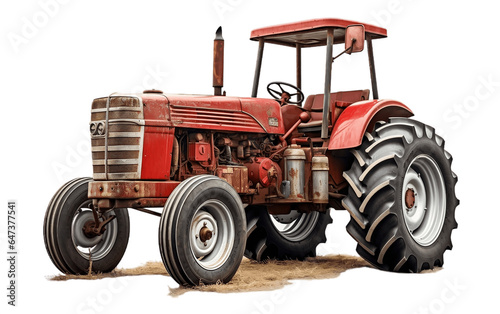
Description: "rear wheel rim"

(190, 200), (235, 270)
(271, 211), (320, 242)
(402, 154), (446, 246)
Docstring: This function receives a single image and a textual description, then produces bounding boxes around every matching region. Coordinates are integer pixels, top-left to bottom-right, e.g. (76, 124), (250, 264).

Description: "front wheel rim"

(71, 201), (118, 261)
(190, 200), (235, 270)
(402, 154), (446, 246)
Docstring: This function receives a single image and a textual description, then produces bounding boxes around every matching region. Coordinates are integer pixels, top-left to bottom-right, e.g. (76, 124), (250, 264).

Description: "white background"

(1, 0), (499, 313)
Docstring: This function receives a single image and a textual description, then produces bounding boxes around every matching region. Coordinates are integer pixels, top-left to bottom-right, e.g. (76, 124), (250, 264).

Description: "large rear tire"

(159, 175), (246, 286)
(245, 206), (332, 261)
(342, 118), (458, 272)
(43, 178), (130, 274)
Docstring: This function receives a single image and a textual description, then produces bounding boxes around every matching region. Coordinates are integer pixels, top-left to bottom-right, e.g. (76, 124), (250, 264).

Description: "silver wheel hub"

(191, 210), (218, 258)
(72, 211), (103, 248)
(402, 154), (446, 246)
(71, 202), (118, 261)
(189, 200), (234, 270)
(403, 170), (427, 232)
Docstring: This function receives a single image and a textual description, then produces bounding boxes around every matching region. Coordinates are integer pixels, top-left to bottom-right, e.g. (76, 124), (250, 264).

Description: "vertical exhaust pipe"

(213, 26), (224, 96)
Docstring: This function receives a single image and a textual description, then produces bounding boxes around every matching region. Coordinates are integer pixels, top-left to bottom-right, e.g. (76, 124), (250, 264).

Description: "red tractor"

(44, 18), (458, 286)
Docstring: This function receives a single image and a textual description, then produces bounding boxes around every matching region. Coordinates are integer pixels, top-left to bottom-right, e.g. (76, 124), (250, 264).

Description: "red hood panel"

(163, 94), (284, 135)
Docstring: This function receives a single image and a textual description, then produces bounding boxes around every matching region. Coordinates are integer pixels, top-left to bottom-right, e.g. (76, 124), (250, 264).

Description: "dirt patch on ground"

(50, 255), (370, 295)
(50, 261), (167, 281)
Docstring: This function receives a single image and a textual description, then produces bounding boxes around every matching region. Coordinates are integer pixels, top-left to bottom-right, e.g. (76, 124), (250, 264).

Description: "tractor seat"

(298, 89), (370, 133)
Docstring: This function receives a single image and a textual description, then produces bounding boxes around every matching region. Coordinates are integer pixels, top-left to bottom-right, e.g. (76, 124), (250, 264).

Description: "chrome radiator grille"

(90, 95), (144, 180)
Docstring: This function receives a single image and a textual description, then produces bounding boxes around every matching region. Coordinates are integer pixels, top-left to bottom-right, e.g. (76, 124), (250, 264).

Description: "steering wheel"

(267, 81), (304, 105)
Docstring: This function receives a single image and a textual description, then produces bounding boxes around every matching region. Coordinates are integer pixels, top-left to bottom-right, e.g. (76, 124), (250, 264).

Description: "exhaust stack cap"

(215, 26), (223, 40)
(213, 26), (224, 96)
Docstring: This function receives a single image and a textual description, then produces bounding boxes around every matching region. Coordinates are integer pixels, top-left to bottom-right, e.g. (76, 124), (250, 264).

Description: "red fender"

(328, 99), (413, 150)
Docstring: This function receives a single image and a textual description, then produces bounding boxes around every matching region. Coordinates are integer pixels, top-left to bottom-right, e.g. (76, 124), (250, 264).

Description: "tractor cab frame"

(250, 18), (387, 139)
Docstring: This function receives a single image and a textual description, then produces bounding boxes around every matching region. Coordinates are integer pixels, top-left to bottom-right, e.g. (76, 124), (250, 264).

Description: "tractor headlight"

(97, 122), (105, 135)
(90, 122), (97, 135)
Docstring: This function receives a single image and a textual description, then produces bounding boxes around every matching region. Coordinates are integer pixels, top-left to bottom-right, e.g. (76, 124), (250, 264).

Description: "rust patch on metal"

(88, 181), (179, 199)
(405, 188), (415, 209)
(199, 226), (213, 243)
(215, 166), (249, 194)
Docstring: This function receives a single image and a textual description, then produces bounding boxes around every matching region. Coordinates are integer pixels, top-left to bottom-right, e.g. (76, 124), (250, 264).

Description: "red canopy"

(250, 18), (387, 47)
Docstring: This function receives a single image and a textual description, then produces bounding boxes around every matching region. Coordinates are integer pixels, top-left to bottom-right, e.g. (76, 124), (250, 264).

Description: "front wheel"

(158, 175), (246, 286)
(342, 118), (459, 272)
(43, 178), (130, 274)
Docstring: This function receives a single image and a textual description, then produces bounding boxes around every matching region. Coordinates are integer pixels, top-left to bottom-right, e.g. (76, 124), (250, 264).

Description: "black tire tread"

(343, 118), (458, 273)
(44, 177), (130, 274)
(159, 175), (246, 286)
(244, 206), (332, 262)
(44, 177), (92, 274)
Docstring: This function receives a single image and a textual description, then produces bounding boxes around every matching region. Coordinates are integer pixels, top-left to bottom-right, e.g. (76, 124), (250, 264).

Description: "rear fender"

(328, 99), (413, 150)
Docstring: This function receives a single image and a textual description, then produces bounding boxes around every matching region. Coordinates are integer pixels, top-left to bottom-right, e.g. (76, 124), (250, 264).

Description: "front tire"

(159, 175), (246, 286)
(43, 178), (130, 274)
(342, 118), (458, 272)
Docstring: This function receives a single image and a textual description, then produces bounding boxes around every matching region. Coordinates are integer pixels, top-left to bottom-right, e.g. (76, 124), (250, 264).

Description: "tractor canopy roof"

(250, 18), (387, 47)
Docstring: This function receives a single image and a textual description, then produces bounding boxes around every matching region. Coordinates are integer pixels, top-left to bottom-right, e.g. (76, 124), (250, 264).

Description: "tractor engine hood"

(162, 94), (285, 135)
